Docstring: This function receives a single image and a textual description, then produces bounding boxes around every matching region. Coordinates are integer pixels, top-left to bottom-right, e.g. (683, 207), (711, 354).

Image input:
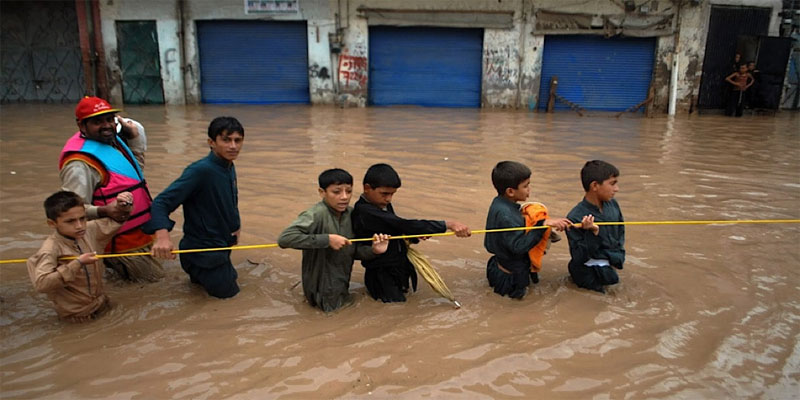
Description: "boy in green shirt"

(278, 168), (389, 312)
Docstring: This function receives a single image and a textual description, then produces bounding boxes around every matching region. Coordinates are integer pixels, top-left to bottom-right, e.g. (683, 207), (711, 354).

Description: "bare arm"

(744, 73), (754, 90)
(119, 117), (147, 168)
(724, 72), (738, 86)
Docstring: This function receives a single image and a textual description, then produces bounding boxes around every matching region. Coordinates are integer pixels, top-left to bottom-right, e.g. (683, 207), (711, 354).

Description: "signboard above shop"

(245, 0), (299, 15)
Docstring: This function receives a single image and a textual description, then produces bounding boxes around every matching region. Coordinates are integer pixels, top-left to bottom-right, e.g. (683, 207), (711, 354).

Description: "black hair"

(319, 168), (353, 189)
(363, 163), (401, 189)
(491, 161), (531, 195)
(44, 191), (84, 220)
(208, 116), (244, 140)
(580, 160), (619, 191)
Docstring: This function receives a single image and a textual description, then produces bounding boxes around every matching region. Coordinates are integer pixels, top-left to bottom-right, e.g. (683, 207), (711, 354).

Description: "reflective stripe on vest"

(59, 132), (153, 236)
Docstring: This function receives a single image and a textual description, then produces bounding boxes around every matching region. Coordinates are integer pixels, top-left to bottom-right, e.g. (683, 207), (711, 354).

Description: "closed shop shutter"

(368, 26), (483, 107)
(538, 35), (656, 112)
(197, 20), (309, 104)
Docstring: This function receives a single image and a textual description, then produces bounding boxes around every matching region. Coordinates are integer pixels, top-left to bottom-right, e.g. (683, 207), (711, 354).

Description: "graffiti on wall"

(164, 48), (177, 78)
(338, 53), (367, 89)
(309, 63), (330, 79)
(484, 47), (518, 86)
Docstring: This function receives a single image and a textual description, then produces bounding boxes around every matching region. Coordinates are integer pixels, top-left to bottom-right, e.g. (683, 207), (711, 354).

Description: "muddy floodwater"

(0, 104), (798, 399)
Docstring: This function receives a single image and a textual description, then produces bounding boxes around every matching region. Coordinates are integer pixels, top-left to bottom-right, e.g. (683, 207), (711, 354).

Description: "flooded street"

(1, 104), (798, 399)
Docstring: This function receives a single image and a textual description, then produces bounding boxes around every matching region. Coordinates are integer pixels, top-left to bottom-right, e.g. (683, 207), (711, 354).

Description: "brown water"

(1, 104), (798, 399)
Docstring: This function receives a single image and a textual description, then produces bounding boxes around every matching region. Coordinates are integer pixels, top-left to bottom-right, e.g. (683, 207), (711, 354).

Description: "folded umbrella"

(406, 240), (460, 308)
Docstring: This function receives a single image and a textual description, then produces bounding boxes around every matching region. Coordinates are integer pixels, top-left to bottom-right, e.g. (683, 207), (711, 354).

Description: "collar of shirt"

(53, 231), (82, 251)
(207, 151), (233, 169)
(322, 201), (351, 218)
(580, 198), (616, 216)
(359, 194), (389, 211)
(495, 195), (521, 211)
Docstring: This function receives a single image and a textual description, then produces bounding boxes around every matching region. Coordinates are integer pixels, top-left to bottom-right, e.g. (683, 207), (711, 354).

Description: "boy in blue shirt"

(566, 160), (623, 293)
(484, 161), (575, 299)
(147, 117), (244, 299)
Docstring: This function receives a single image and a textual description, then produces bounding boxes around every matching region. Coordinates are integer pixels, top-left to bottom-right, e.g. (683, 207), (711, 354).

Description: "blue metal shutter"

(538, 35), (655, 111)
(369, 26), (482, 107)
(197, 20), (309, 104)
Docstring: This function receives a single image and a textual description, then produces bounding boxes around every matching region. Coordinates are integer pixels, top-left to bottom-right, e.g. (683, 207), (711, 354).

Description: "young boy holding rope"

(566, 160), (622, 293)
(352, 163), (471, 303)
(278, 168), (390, 313)
(484, 161), (575, 299)
(146, 117), (244, 299)
(27, 190), (132, 322)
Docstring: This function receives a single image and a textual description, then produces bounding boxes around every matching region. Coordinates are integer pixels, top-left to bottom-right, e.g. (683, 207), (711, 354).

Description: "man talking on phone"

(58, 96), (165, 282)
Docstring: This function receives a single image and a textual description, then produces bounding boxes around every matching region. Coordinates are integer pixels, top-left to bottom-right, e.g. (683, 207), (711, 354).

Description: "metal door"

(538, 35), (656, 112)
(116, 21), (165, 104)
(368, 26), (483, 107)
(197, 20), (309, 104)
(0, 1), (85, 102)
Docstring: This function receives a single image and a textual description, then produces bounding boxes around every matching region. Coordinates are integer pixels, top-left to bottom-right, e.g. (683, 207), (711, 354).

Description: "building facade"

(0, 0), (793, 113)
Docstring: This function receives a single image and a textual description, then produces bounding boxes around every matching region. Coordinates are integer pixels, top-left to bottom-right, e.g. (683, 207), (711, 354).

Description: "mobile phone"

(115, 117), (122, 134)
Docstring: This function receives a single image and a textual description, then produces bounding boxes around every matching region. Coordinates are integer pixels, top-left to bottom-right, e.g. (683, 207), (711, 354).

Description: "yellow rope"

(0, 244), (279, 265)
(1, 219), (798, 265)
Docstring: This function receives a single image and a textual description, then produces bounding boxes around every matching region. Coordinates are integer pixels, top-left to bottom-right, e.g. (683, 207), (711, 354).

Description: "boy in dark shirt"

(484, 161), (574, 299)
(352, 163), (471, 303)
(566, 160), (623, 293)
(147, 117), (244, 299)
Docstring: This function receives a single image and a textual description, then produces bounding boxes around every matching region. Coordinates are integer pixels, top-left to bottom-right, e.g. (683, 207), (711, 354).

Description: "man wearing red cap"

(58, 96), (164, 282)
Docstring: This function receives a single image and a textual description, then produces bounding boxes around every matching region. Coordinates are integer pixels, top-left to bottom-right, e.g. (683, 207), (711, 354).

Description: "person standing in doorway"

(745, 61), (761, 109)
(724, 64), (754, 117)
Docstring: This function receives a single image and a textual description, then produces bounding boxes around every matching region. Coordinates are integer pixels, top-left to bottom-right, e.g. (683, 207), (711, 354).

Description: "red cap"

(75, 96), (120, 121)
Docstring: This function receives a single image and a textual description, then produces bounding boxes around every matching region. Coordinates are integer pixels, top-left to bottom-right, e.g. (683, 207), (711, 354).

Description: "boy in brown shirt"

(27, 190), (132, 322)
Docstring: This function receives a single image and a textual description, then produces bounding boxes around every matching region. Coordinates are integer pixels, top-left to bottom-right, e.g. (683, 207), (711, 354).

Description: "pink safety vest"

(59, 132), (153, 236)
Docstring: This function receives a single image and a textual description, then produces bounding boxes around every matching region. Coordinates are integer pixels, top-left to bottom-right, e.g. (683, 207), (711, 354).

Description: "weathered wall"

(99, 0), (183, 105)
(525, 34), (546, 109)
(780, 33), (799, 109)
(517, 0), (539, 110)
(483, 27), (522, 107)
(308, 18), (337, 104)
(337, 17), (369, 107)
(651, 35), (675, 113)
(672, 2), (708, 113)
